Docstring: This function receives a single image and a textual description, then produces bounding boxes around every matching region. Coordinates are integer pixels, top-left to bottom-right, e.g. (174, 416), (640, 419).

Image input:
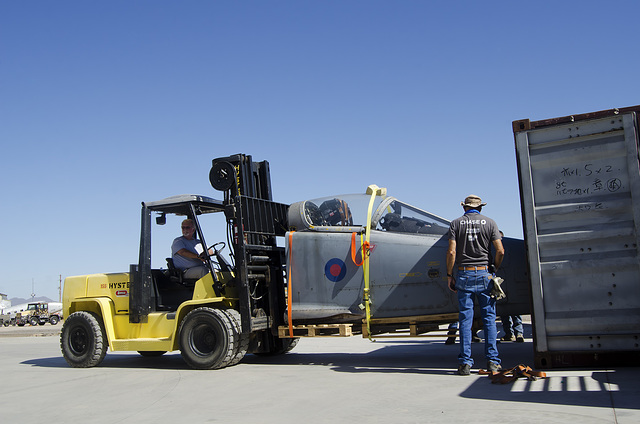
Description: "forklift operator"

(171, 219), (210, 279)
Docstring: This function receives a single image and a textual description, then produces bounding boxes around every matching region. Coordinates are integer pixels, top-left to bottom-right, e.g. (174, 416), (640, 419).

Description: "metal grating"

(240, 196), (289, 237)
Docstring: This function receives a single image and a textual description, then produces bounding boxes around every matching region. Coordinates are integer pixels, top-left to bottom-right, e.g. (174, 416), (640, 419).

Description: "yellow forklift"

(60, 154), (294, 369)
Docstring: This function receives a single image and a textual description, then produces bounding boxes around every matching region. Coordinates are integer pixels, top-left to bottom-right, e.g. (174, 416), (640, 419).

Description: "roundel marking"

(325, 258), (347, 282)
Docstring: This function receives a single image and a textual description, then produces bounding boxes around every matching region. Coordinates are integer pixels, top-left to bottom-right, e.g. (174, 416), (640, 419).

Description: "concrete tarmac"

(1, 324), (638, 424)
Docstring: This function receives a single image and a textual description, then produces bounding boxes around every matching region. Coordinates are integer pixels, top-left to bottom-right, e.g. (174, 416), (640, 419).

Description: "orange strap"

(287, 232), (294, 337)
(350, 232), (368, 267)
(478, 364), (547, 384)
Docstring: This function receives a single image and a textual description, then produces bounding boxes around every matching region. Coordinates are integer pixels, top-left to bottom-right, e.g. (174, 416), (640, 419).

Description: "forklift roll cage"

(130, 154), (290, 346)
(130, 194), (226, 323)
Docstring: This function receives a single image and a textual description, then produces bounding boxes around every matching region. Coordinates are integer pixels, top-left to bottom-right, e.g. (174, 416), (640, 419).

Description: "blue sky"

(2, 1), (639, 300)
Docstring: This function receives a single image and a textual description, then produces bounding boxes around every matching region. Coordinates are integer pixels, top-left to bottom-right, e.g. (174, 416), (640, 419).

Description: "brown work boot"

(487, 361), (502, 373)
(458, 364), (471, 376)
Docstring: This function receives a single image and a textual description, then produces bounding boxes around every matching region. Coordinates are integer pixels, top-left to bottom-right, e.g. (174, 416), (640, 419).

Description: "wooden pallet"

(278, 324), (353, 338)
(362, 313), (459, 338)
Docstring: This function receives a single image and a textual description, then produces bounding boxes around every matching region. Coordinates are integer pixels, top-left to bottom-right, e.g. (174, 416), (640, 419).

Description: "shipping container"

(513, 106), (640, 368)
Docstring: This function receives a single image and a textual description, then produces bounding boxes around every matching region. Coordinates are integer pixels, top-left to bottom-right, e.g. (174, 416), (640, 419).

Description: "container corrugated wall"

(514, 107), (640, 368)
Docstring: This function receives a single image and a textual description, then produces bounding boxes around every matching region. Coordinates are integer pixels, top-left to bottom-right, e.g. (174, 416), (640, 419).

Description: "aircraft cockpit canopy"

(288, 192), (450, 235)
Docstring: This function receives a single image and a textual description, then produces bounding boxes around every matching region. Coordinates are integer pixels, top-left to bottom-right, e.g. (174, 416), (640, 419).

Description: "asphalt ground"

(0, 322), (62, 337)
(1, 322), (638, 424)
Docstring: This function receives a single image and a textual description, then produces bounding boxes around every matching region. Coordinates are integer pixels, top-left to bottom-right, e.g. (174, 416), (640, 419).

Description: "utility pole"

(31, 278), (35, 299)
(59, 275), (62, 302)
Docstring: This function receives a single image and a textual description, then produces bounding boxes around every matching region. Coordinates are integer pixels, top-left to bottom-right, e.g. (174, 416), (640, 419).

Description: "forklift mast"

(210, 154), (289, 339)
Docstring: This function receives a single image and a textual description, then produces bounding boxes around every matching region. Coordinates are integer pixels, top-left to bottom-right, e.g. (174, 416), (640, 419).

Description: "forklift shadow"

(23, 339), (456, 372)
(242, 321), (537, 374)
(243, 333), (541, 376)
(21, 339), (487, 374)
(22, 352), (192, 370)
(21, 356), (71, 368)
(243, 338), (462, 376)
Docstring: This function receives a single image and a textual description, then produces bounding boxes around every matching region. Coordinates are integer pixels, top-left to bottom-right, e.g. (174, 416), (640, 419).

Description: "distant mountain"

(9, 296), (56, 305)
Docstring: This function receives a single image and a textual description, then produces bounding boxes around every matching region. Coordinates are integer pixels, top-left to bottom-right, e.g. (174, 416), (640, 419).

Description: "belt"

(458, 266), (488, 271)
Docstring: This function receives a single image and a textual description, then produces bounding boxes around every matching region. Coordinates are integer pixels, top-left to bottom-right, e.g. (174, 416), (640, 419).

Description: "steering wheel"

(205, 241), (233, 274)
(207, 241), (226, 255)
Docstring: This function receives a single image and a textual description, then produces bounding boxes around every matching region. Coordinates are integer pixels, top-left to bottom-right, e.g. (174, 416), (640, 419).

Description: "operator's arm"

(446, 239), (457, 292)
(492, 238), (505, 270)
(176, 248), (202, 260)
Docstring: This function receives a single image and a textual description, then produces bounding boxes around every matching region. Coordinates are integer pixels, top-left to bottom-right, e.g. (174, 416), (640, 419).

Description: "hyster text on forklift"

(61, 153), (530, 369)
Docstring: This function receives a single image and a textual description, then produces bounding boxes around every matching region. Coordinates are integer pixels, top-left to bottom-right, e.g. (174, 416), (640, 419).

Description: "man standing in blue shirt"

(446, 195), (504, 376)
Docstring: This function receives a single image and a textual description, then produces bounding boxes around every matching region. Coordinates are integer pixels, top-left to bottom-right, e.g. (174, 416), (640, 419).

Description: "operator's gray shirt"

(171, 236), (204, 270)
(448, 211), (500, 267)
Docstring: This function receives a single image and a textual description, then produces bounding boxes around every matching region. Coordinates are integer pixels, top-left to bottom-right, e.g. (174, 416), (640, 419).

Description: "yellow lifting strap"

(362, 184), (387, 340)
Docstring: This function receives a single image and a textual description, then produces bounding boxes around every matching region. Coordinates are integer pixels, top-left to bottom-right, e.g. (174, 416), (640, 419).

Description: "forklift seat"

(165, 258), (199, 287)
(165, 258), (184, 285)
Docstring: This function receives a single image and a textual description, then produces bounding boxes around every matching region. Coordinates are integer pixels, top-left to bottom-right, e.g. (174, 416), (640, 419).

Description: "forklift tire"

(222, 309), (249, 366)
(178, 307), (237, 370)
(60, 311), (108, 368)
(49, 315), (60, 325)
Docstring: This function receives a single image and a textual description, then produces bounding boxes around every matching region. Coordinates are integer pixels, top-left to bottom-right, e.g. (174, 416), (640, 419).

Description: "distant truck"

(14, 302), (62, 326)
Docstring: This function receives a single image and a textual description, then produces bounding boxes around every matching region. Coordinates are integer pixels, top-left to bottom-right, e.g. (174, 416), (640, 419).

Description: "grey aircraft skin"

(286, 188), (529, 324)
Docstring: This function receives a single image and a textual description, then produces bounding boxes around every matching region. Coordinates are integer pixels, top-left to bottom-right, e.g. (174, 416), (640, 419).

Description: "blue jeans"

(456, 269), (500, 366)
(501, 315), (523, 337)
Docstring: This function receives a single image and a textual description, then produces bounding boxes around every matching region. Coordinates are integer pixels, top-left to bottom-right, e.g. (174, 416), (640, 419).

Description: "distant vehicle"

(1, 301), (62, 326)
(20, 302), (63, 326)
